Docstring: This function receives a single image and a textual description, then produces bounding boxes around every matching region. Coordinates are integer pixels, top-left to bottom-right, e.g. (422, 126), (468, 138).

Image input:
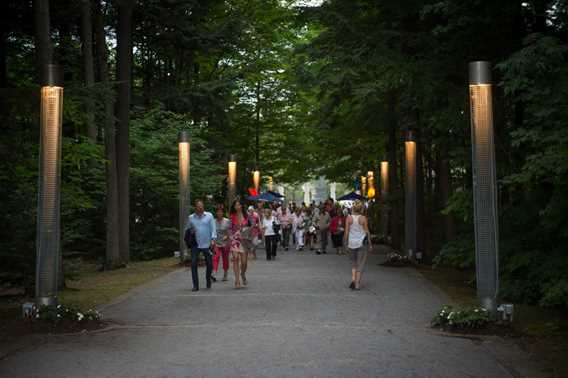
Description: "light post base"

(479, 296), (497, 314)
(36, 296), (58, 307)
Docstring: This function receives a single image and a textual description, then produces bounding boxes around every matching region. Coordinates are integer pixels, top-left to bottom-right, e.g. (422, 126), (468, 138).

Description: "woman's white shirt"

(263, 217), (276, 236)
(347, 215), (366, 249)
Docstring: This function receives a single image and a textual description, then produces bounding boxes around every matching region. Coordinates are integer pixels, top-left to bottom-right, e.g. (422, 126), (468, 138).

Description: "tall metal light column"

(380, 160), (389, 241)
(366, 171), (376, 199)
(469, 61), (499, 312)
(360, 176), (367, 198)
(227, 154), (237, 206)
(178, 130), (190, 261)
(380, 161), (389, 198)
(35, 64), (64, 307)
(253, 170), (260, 193)
(405, 131), (418, 259)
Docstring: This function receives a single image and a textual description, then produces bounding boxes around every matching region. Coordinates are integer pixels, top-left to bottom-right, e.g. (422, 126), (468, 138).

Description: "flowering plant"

(431, 305), (492, 330)
(380, 252), (411, 267)
(32, 304), (102, 324)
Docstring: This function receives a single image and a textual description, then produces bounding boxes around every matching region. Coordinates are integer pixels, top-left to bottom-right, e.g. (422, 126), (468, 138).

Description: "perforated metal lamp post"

(227, 155), (237, 206)
(366, 171), (376, 199)
(178, 131), (190, 261)
(469, 61), (499, 312)
(405, 131), (418, 259)
(253, 170), (260, 193)
(360, 176), (367, 198)
(380, 160), (389, 240)
(35, 65), (64, 307)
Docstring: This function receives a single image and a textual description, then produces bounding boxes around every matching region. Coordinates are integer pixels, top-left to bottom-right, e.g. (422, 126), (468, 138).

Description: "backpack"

(184, 227), (198, 249)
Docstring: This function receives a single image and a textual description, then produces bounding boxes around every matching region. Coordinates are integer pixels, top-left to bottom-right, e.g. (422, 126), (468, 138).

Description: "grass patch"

(59, 257), (180, 310)
(0, 257), (180, 351)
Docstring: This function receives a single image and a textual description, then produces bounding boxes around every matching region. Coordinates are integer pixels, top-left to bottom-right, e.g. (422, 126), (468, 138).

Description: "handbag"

(272, 221), (281, 234)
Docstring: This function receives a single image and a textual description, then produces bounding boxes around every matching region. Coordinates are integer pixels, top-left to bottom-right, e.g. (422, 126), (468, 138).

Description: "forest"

(1, 0), (567, 309)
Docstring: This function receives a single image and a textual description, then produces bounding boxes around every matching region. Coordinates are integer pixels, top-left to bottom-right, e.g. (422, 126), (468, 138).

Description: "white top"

(347, 215), (366, 249)
(262, 217), (276, 236)
(292, 214), (304, 231)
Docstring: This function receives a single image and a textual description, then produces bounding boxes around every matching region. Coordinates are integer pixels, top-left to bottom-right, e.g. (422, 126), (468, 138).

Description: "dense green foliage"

(292, 0), (568, 308)
(1, 0), (568, 307)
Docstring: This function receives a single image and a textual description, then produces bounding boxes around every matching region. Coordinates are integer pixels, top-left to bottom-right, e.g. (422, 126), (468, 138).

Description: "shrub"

(34, 304), (102, 324)
(431, 305), (492, 330)
(433, 237), (475, 269)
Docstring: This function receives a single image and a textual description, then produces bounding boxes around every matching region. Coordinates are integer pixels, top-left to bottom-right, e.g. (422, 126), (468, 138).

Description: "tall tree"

(33, 0), (53, 82)
(115, 0), (134, 263)
(80, 0), (96, 141)
(94, 0), (120, 268)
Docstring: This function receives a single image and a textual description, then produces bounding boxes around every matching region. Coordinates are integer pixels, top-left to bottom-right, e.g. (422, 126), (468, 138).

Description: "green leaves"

(129, 106), (223, 259)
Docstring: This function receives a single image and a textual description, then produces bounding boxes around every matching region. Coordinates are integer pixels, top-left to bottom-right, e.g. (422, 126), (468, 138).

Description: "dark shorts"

(331, 233), (343, 247)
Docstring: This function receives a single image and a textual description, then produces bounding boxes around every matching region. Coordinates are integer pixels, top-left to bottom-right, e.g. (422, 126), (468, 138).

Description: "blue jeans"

(191, 247), (213, 289)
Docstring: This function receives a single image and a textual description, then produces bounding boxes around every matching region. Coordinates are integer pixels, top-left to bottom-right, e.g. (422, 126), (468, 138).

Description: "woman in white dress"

(292, 208), (305, 251)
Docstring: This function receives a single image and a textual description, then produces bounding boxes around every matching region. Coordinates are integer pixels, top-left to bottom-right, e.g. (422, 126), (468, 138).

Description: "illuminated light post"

(35, 64), (64, 307)
(405, 130), (418, 259)
(380, 161), (389, 197)
(380, 160), (389, 241)
(469, 61), (499, 312)
(360, 176), (367, 198)
(178, 130), (190, 261)
(268, 176), (274, 192)
(253, 170), (260, 193)
(366, 171), (376, 199)
(227, 154), (237, 206)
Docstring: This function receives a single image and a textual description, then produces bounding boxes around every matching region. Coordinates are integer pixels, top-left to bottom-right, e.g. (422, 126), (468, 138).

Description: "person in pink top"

(229, 200), (250, 289)
(211, 205), (231, 282)
(279, 206), (292, 250)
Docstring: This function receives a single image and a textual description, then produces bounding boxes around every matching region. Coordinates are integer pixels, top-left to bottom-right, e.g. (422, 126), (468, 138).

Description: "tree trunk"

(387, 93), (400, 250)
(415, 111), (426, 260)
(94, 0), (120, 268)
(115, 0), (134, 264)
(33, 0), (53, 83)
(0, 29), (7, 88)
(255, 81), (261, 169)
(437, 146), (455, 242)
(80, 0), (97, 141)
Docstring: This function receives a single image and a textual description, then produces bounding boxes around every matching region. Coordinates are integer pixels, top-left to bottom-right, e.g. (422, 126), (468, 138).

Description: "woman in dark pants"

(261, 208), (278, 260)
(330, 206), (346, 255)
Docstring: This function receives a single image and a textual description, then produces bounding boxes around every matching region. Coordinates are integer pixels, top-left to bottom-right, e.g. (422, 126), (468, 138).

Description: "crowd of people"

(185, 197), (373, 292)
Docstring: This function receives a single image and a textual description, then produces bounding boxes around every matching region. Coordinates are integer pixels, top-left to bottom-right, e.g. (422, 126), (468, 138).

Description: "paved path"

(0, 248), (544, 377)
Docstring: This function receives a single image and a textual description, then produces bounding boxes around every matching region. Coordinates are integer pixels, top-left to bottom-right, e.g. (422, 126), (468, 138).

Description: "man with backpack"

(185, 199), (217, 291)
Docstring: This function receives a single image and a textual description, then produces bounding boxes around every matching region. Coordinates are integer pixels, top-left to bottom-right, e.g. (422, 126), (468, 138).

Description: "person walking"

(344, 201), (372, 291)
(261, 208), (278, 260)
(247, 205), (260, 260)
(304, 208), (316, 251)
(229, 200), (250, 289)
(292, 208), (305, 251)
(316, 205), (331, 254)
(280, 206), (292, 250)
(212, 205), (231, 282)
(330, 205), (345, 255)
(186, 199), (216, 292)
